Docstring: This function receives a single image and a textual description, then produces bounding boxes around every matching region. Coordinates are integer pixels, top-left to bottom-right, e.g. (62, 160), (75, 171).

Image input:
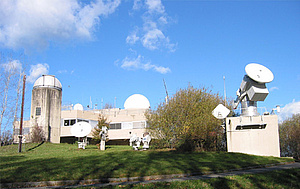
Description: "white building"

(14, 75), (150, 144)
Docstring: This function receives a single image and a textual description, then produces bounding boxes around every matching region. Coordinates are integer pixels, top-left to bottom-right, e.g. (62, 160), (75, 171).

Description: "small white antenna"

(163, 79), (169, 103)
(223, 76), (226, 106)
(90, 96), (92, 109)
(114, 97), (117, 108)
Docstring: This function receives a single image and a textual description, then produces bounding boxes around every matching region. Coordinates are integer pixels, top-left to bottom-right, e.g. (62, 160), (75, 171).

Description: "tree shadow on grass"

(26, 141), (45, 152)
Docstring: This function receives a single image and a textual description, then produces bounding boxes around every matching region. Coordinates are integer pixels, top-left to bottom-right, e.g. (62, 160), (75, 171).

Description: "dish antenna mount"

(233, 63), (274, 116)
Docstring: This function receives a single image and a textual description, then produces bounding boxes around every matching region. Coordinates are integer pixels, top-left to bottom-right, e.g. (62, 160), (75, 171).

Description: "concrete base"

(226, 115), (280, 157)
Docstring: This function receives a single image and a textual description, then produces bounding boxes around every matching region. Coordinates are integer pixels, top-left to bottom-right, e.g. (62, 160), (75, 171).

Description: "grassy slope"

(0, 143), (294, 183)
(114, 169), (300, 189)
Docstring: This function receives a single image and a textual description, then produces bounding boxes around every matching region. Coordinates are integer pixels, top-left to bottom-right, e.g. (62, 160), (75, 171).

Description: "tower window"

(36, 107), (41, 116)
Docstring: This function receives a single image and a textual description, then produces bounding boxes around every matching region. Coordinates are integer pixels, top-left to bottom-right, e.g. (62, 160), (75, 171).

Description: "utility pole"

(18, 75), (26, 153)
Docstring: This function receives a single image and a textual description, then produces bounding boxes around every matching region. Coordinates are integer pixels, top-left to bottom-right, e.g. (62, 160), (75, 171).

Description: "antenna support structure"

(224, 63), (280, 157)
(163, 79), (169, 104)
(233, 63), (274, 116)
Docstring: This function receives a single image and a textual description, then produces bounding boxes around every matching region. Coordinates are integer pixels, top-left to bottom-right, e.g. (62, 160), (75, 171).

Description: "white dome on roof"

(74, 103), (84, 111)
(124, 94), (150, 109)
(33, 75), (62, 90)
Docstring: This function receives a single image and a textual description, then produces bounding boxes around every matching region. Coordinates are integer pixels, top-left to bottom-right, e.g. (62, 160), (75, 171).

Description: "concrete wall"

(226, 115), (280, 157)
(31, 87), (62, 143)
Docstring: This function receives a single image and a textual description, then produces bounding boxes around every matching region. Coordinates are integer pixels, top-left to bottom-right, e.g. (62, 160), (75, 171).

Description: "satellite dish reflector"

(71, 122), (92, 137)
(245, 63), (274, 83)
(212, 104), (230, 119)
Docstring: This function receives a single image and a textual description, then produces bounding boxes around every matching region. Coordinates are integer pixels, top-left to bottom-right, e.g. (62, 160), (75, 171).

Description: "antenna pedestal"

(241, 100), (259, 117)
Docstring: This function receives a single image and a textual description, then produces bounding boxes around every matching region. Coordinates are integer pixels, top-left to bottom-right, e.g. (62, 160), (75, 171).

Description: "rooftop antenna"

(114, 97), (117, 108)
(163, 79), (169, 104)
(233, 63), (274, 116)
(223, 76), (226, 106)
(90, 96), (92, 109)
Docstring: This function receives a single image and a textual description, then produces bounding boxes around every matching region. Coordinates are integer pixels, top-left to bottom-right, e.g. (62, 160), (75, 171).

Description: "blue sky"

(0, 0), (299, 121)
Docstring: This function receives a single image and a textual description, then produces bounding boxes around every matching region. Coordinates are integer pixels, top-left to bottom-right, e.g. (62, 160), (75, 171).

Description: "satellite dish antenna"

(71, 122), (92, 149)
(245, 63), (274, 83)
(71, 122), (92, 137)
(233, 63), (274, 116)
(212, 104), (230, 119)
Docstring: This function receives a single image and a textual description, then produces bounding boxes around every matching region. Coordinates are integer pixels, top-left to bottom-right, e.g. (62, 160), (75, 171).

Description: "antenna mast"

(163, 79), (169, 103)
(223, 76), (226, 106)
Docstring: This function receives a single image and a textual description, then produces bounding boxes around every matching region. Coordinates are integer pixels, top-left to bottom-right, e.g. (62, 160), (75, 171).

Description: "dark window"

(64, 120), (70, 126)
(70, 119), (76, 125)
(36, 107), (41, 116)
(109, 123), (121, 130)
(64, 119), (76, 126)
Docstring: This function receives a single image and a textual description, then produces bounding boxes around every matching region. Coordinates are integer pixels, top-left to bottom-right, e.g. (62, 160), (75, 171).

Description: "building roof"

(33, 75), (62, 90)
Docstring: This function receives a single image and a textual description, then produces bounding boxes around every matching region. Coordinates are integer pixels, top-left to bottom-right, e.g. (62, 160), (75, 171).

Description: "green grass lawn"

(108, 168), (300, 189)
(0, 143), (294, 184)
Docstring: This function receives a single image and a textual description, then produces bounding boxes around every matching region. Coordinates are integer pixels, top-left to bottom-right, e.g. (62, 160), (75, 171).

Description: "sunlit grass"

(112, 168), (300, 189)
(0, 143), (294, 183)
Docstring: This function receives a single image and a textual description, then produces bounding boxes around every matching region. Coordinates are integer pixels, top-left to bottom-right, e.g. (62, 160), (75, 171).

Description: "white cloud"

(127, 0), (176, 52)
(153, 66), (171, 74)
(121, 55), (170, 74)
(145, 0), (165, 14)
(0, 0), (121, 51)
(126, 30), (140, 45)
(142, 28), (165, 50)
(270, 86), (279, 92)
(278, 100), (300, 122)
(2, 60), (22, 73)
(27, 63), (49, 83)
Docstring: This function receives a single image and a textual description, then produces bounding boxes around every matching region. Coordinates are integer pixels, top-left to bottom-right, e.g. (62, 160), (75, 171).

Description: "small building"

(14, 75), (150, 144)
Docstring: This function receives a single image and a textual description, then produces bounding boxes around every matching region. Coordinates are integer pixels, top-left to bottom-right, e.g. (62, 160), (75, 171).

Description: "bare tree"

(30, 125), (45, 143)
(0, 54), (24, 143)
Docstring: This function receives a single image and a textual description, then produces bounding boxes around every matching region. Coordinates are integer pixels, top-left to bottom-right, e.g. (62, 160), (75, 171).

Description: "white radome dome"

(73, 103), (84, 111)
(33, 75), (62, 90)
(124, 94), (150, 109)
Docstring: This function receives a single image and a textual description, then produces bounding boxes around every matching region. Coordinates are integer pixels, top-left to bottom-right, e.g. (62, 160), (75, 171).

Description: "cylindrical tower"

(30, 75), (62, 143)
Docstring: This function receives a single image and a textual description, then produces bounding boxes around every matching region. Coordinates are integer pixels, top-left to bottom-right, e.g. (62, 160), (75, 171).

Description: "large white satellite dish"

(245, 63), (274, 83)
(71, 122), (92, 137)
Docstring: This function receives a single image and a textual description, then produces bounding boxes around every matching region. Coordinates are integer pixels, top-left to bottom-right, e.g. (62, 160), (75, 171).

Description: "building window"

(109, 123), (121, 130)
(36, 107), (41, 116)
(70, 119), (76, 125)
(64, 119), (76, 126)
